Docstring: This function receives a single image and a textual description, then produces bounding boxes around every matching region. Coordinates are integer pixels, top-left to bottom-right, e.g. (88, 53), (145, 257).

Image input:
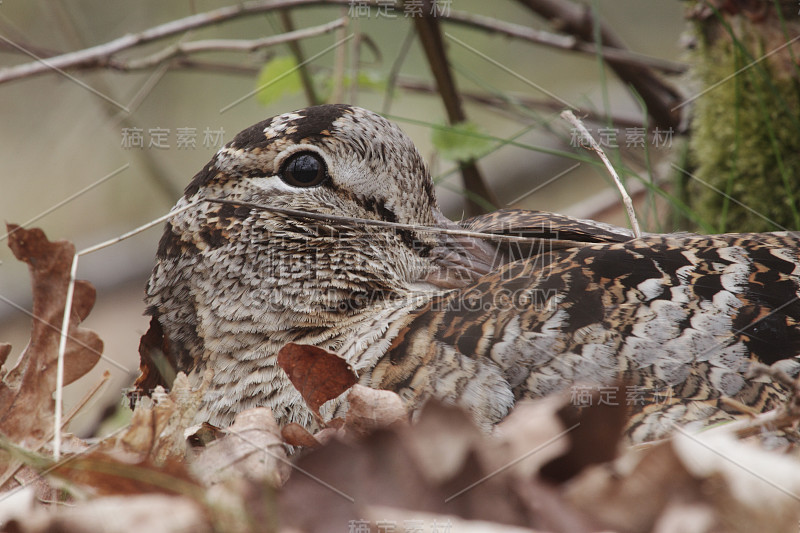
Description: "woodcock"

(138, 104), (800, 443)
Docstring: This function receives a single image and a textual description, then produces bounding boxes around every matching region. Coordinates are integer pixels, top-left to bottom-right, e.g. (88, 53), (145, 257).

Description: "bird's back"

(366, 231), (800, 440)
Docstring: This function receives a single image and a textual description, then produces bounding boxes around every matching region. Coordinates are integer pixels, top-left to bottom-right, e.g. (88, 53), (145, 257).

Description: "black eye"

(279, 152), (328, 188)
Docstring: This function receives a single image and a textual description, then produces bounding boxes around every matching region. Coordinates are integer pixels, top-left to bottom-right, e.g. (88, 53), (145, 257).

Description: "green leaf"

(255, 56), (303, 106)
(353, 71), (387, 91)
(431, 121), (494, 162)
(316, 70), (387, 100)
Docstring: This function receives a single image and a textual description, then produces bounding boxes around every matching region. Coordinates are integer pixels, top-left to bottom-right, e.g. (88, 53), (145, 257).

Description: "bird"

(137, 104), (800, 443)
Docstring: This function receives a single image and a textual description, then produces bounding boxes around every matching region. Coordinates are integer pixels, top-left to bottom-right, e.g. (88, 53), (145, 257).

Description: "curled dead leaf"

(281, 422), (320, 448)
(191, 407), (290, 488)
(0, 225), (102, 486)
(132, 315), (178, 406)
(276, 343), (357, 419)
(344, 384), (408, 437)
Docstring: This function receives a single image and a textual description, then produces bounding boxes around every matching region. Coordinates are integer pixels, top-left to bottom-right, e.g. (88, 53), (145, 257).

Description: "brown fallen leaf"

(539, 387), (627, 483)
(0, 225), (102, 485)
(279, 400), (542, 533)
(276, 343), (357, 419)
(132, 315), (179, 405)
(103, 371), (210, 465)
(2, 493), (211, 533)
(281, 422), (321, 448)
(344, 384), (408, 437)
(190, 407), (290, 488)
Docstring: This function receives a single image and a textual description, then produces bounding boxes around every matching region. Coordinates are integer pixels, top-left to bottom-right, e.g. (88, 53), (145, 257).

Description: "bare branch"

(0, 0), (357, 84)
(561, 110), (642, 238)
(396, 77), (644, 129)
(113, 17), (347, 71)
(382, 25), (417, 114)
(413, 0), (500, 216)
(278, 10), (322, 105)
(441, 9), (687, 75)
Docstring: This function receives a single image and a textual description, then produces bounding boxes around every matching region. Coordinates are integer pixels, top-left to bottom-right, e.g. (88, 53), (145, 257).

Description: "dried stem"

(0, 0), (356, 84)
(278, 10), (322, 105)
(561, 110), (642, 238)
(109, 18), (347, 72)
(205, 197), (594, 248)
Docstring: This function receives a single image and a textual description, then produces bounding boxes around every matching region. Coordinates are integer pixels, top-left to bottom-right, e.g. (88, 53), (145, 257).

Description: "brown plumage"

(138, 104), (800, 442)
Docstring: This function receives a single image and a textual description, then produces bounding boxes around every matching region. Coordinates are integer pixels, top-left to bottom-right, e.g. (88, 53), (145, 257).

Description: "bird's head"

(161, 105), (496, 300)
(187, 105), (439, 229)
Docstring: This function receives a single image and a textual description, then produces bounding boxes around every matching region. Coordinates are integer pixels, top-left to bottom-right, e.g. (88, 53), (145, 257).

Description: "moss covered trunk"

(686, 1), (800, 232)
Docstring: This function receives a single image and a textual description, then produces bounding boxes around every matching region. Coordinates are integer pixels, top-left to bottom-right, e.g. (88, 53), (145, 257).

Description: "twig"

(330, 7), (348, 104)
(278, 10), (322, 105)
(63, 371), (112, 429)
(413, 0), (499, 216)
(0, 0), (358, 84)
(722, 408), (800, 440)
(395, 77), (644, 129)
(349, 17), (362, 104)
(54, 254), (79, 462)
(561, 110), (642, 238)
(205, 197), (594, 248)
(703, 364), (800, 440)
(111, 18), (347, 71)
(382, 25), (417, 114)
(52, 200), (200, 461)
(441, 9), (687, 75)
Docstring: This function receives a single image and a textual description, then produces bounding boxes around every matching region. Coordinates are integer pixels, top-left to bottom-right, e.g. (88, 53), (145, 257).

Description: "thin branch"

(441, 9), (688, 75)
(413, 0), (500, 216)
(110, 17), (347, 71)
(0, 0), (358, 84)
(170, 57), (266, 76)
(206, 197), (594, 247)
(561, 110), (642, 238)
(349, 17), (362, 104)
(395, 77), (645, 129)
(382, 24), (417, 114)
(330, 7), (349, 103)
(278, 10), (322, 105)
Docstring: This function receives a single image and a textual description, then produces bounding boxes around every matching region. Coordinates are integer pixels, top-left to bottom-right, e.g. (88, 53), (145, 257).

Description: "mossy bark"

(686, 1), (800, 232)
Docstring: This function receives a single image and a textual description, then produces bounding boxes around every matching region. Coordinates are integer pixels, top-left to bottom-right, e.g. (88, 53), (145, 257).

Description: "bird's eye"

(279, 152), (328, 188)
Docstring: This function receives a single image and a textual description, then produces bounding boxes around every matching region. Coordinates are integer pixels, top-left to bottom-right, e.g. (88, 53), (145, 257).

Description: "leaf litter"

(1, 226), (800, 532)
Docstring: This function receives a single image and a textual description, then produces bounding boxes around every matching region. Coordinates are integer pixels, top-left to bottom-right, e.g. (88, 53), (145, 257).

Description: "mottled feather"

(139, 104), (800, 442)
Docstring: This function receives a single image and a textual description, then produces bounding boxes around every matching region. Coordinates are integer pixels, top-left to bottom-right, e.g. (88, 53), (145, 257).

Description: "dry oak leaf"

(2, 493), (211, 533)
(343, 384), (408, 437)
(13, 373), (209, 499)
(0, 225), (102, 470)
(277, 342), (357, 418)
(281, 422), (321, 448)
(190, 407), (290, 488)
(279, 401), (538, 533)
(103, 371), (211, 465)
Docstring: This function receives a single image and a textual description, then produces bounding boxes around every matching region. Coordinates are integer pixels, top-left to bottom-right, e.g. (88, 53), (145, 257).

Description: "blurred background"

(0, 0), (787, 435)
